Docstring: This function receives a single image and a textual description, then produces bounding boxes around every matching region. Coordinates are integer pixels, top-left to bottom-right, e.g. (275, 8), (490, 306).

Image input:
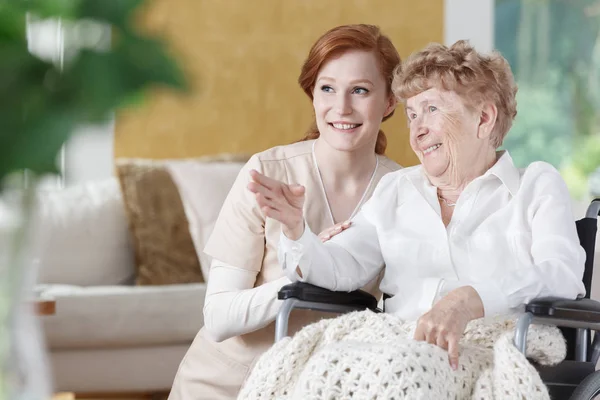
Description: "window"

(495, 0), (600, 199)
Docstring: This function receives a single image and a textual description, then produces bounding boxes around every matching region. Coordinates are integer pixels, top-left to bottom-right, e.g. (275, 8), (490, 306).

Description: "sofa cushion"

(166, 157), (247, 280)
(34, 178), (136, 286)
(39, 283), (207, 349)
(116, 159), (203, 285)
(49, 345), (191, 393)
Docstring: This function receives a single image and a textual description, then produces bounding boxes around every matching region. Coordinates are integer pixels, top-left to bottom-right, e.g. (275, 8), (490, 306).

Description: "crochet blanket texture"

(238, 310), (567, 400)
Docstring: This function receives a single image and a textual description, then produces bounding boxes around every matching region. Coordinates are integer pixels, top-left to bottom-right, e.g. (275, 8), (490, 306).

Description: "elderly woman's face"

(405, 87), (482, 179)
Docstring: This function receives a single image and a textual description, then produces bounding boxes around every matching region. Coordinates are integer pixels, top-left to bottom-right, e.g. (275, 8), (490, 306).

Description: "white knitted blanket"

(238, 310), (566, 399)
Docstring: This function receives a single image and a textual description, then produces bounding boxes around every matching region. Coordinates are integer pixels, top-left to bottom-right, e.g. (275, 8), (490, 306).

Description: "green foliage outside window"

(495, 0), (600, 198)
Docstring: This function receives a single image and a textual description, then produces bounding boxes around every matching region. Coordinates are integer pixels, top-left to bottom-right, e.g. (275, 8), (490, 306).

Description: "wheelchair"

(274, 198), (600, 400)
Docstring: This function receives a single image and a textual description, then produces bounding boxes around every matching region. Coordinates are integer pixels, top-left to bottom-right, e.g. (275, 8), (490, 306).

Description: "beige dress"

(168, 140), (401, 400)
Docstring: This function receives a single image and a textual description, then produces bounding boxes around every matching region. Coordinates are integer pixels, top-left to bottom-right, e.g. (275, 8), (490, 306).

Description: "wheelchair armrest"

(278, 281), (379, 311)
(526, 297), (600, 323)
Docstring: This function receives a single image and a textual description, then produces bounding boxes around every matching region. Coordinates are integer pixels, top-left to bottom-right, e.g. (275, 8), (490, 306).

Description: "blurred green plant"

(0, 0), (188, 183)
(0, 1), (188, 398)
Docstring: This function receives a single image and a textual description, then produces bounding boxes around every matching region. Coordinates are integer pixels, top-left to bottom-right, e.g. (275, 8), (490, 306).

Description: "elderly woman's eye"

(321, 85), (334, 93)
(428, 105), (437, 112)
(409, 113), (417, 120)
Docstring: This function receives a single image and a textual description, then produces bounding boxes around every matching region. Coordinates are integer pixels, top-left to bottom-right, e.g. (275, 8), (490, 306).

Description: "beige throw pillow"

(166, 154), (249, 280)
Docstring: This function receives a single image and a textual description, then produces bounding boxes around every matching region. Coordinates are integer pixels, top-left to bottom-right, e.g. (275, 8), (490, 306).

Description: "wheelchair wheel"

(570, 370), (600, 400)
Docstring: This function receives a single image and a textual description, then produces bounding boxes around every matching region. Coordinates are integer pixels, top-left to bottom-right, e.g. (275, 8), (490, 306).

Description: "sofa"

(32, 157), (247, 394)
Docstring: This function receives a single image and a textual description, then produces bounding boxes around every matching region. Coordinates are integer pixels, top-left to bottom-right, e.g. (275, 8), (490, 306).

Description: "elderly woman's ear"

(477, 103), (499, 141)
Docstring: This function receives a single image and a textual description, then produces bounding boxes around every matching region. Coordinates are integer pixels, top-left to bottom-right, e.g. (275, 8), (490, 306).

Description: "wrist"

(456, 286), (485, 320)
(282, 220), (305, 241)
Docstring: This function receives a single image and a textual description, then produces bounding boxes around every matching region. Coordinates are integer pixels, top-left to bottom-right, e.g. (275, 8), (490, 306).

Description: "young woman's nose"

(335, 93), (352, 115)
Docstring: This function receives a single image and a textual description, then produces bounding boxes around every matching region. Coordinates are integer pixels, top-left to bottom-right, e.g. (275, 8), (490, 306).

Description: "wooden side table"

(51, 393), (74, 400)
(34, 299), (56, 316)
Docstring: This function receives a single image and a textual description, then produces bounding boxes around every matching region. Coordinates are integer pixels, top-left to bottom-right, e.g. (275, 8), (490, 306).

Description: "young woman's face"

(312, 50), (395, 153)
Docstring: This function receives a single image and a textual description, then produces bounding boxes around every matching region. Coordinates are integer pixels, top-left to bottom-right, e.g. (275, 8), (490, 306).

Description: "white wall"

(444, 0), (494, 52)
(63, 120), (115, 185)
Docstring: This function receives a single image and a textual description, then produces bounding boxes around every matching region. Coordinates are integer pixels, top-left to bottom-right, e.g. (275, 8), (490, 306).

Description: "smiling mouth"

(329, 123), (362, 131)
(423, 143), (442, 155)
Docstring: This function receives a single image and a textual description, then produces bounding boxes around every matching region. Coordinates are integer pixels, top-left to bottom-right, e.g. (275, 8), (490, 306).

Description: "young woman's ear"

(478, 103), (498, 139)
(384, 95), (398, 118)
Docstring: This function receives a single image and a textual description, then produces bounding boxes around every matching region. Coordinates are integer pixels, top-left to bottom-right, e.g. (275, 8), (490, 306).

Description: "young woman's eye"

(428, 105), (437, 112)
(352, 87), (369, 95)
(409, 113), (417, 120)
(321, 85), (334, 93)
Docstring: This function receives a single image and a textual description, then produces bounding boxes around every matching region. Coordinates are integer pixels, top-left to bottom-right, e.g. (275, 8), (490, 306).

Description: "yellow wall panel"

(114, 0), (444, 166)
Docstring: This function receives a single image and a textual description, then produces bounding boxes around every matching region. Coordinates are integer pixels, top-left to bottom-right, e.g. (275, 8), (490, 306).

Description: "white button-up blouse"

(279, 151), (586, 320)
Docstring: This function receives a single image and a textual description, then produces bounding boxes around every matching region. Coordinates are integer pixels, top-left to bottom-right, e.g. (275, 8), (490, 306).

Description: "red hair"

(297, 24), (400, 154)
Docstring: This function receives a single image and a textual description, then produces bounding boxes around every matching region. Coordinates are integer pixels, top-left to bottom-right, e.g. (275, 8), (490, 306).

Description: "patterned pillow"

(116, 159), (204, 285)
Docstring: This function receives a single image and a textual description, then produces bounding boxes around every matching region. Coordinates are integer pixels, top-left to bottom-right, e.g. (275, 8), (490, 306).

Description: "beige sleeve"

(204, 154), (266, 272)
(203, 259), (292, 342)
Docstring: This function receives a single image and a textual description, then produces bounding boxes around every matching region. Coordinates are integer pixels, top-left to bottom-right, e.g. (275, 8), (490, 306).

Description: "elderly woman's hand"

(247, 170), (306, 240)
(414, 286), (484, 370)
(318, 220), (352, 242)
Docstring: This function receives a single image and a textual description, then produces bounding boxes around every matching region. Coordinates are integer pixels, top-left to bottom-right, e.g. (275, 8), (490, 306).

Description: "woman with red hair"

(168, 24), (402, 400)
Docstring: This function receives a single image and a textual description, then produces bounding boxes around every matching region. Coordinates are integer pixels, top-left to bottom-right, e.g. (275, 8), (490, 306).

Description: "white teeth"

(423, 144), (441, 154)
(332, 123), (358, 130)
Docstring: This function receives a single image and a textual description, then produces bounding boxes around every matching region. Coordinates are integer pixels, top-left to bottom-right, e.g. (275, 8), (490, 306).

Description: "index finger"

(249, 169), (278, 190)
(413, 322), (426, 342)
(447, 335), (460, 371)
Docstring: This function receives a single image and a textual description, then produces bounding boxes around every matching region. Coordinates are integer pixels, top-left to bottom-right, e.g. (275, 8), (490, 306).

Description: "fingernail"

(451, 361), (458, 370)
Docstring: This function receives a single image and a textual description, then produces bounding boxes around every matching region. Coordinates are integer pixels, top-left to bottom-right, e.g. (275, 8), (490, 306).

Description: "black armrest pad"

(526, 297), (600, 323)
(278, 282), (378, 310)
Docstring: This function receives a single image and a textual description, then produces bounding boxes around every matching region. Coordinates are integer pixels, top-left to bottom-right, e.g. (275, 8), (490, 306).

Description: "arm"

(204, 155), (267, 271)
(200, 156), (276, 341)
(464, 169), (586, 317)
(203, 259), (292, 342)
(248, 169), (396, 294)
(278, 204), (385, 292)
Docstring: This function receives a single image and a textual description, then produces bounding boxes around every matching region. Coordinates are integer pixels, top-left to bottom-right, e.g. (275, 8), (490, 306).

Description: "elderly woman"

(248, 40), (586, 372)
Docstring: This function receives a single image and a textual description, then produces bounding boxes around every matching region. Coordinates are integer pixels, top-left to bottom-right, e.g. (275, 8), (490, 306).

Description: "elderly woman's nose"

(414, 122), (429, 140)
